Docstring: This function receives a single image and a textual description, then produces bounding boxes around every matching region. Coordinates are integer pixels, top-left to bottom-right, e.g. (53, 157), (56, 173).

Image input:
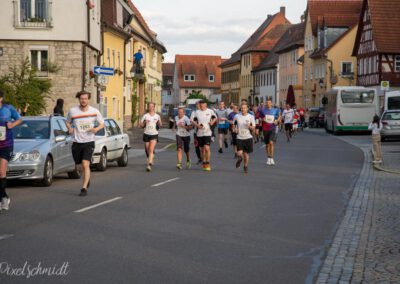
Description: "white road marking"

(0, 234), (14, 241)
(152, 177), (180, 187)
(74, 197), (123, 213)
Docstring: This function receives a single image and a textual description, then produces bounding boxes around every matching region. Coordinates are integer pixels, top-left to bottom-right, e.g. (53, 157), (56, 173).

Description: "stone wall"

(0, 40), (99, 115)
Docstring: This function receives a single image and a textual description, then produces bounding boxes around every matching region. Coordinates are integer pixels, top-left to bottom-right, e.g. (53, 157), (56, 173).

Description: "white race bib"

(146, 122), (156, 132)
(239, 128), (250, 137)
(265, 115), (275, 124)
(0, 126), (6, 141)
(76, 120), (94, 132)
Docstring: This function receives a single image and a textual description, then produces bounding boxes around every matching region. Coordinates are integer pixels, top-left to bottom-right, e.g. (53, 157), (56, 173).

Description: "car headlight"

(17, 150), (41, 162)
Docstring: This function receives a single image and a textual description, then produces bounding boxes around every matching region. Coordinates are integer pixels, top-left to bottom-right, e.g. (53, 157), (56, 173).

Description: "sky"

(133, 0), (308, 62)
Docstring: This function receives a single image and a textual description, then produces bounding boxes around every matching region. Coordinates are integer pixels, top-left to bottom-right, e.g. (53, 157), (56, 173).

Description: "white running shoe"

(1, 197), (10, 211)
(266, 158), (271, 165)
(270, 158), (275, 166)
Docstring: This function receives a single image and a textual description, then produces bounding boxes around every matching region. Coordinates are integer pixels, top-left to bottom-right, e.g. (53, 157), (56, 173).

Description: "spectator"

(53, 98), (64, 116)
(368, 115), (383, 163)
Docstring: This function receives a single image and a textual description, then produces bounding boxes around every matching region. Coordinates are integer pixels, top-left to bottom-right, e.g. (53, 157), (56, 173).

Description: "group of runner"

(139, 98), (303, 173)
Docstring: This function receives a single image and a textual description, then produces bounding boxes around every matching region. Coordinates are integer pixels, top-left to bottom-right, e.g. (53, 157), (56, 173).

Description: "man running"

(67, 91), (104, 196)
(282, 104), (294, 142)
(215, 101), (229, 153)
(190, 100), (217, 171)
(140, 102), (162, 172)
(234, 103), (255, 173)
(260, 98), (281, 166)
(228, 104), (239, 158)
(174, 107), (192, 170)
(0, 90), (22, 210)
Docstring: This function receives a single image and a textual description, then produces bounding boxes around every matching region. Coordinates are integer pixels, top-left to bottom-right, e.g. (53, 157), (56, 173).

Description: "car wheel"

(117, 147), (128, 167)
(96, 148), (107, 171)
(41, 156), (54, 187)
(68, 169), (81, 179)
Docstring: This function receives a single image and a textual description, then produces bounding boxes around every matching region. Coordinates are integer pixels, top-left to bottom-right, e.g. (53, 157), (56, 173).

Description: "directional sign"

(93, 66), (114, 76)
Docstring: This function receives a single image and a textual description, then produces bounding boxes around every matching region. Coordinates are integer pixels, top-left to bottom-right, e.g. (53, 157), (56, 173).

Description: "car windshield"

(382, 112), (400, 121)
(12, 120), (50, 139)
(341, 91), (375, 104)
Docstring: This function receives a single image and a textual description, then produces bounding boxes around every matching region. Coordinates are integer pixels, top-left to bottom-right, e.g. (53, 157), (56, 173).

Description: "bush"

(0, 59), (51, 115)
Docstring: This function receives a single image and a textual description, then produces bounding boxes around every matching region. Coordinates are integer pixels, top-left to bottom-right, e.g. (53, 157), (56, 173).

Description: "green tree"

(185, 91), (209, 104)
(0, 59), (51, 115)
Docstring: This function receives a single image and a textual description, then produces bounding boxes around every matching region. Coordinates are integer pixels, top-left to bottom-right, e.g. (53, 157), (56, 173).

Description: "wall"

(221, 63), (240, 104)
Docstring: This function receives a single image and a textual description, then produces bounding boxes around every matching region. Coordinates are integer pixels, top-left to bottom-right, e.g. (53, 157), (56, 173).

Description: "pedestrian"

(53, 98), (64, 116)
(234, 103), (255, 173)
(259, 98), (281, 166)
(190, 100), (217, 171)
(215, 101), (229, 153)
(140, 102), (162, 172)
(368, 115), (383, 164)
(0, 90), (23, 211)
(66, 91), (104, 197)
(228, 104), (239, 158)
(282, 104), (294, 142)
(174, 107), (192, 170)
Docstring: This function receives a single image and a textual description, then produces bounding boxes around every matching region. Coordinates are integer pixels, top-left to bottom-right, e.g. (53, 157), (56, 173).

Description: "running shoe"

(79, 189), (88, 197)
(218, 148), (223, 154)
(146, 165), (152, 172)
(203, 165), (211, 172)
(270, 159), (276, 166)
(177, 163), (183, 170)
(1, 197), (10, 210)
(236, 157), (243, 168)
(186, 160), (191, 169)
(266, 158), (271, 165)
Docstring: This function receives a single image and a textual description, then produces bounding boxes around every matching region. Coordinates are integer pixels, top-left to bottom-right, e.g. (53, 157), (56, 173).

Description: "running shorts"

(0, 147), (13, 162)
(72, 142), (95, 164)
(143, 134), (158, 143)
(197, 136), (211, 147)
(176, 135), (190, 153)
(263, 130), (276, 144)
(237, 138), (253, 154)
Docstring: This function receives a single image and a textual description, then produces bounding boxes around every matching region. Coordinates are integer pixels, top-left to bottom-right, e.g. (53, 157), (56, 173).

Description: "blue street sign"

(93, 66), (114, 76)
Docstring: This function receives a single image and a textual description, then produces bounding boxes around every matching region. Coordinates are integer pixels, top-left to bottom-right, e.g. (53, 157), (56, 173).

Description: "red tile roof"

(368, 0), (400, 54)
(175, 55), (222, 89)
(162, 63), (175, 77)
(308, 0), (363, 35)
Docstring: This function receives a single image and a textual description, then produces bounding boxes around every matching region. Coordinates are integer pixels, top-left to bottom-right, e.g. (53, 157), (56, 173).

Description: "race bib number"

(177, 127), (188, 136)
(0, 126), (6, 141)
(239, 128), (250, 137)
(76, 120), (94, 132)
(146, 122), (156, 132)
(265, 115), (275, 124)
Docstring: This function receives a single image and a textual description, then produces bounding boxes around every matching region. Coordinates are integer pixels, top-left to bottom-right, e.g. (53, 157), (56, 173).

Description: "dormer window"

(209, 74), (215, 82)
(184, 74), (195, 82)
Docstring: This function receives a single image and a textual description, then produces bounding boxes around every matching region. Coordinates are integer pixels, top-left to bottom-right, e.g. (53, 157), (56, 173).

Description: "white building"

(0, 0), (102, 113)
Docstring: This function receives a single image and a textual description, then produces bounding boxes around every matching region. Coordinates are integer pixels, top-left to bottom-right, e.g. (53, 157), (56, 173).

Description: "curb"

(373, 164), (400, 175)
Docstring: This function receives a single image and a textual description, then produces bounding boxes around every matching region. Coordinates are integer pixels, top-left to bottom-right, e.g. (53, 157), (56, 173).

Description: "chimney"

(280, 6), (286, 16)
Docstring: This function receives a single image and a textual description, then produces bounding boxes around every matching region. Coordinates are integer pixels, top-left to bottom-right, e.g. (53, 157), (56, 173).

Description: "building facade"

(0, 0), (102, 114)
(161, 63), (175, 109)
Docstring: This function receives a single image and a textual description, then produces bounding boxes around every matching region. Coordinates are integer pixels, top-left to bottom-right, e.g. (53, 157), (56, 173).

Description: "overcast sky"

(133, 0), (308, 62)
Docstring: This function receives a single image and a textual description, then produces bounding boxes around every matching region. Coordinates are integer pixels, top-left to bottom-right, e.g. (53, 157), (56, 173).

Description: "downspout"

(326, 58), (334, 89)
(82, 2), (91, 91)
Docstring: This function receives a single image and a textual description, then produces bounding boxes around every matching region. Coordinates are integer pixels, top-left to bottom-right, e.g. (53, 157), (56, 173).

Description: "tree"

(0, 59), (51, 115)
(286, 85), (295, 107)
(185, 91), (209, 104)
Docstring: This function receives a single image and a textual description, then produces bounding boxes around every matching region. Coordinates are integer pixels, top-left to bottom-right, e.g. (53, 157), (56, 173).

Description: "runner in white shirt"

(140, 103), (162, 172)
(190, 100), (217, 172)
(234, 103), (255, 173)
(282, 104), (294, 143)
(66, 91), (104, 196)
(174, 107), (192, 170)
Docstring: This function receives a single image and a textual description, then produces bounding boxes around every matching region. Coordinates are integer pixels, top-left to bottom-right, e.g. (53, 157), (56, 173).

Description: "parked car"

(92, 118), (130, 171)
(309, 107), (325, 128)
(8, 116), (80, 186)
(381, 110), (400, 141)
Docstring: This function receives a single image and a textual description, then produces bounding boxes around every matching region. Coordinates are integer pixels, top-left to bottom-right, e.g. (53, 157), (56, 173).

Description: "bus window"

(341, 91), (374, 104)
(388, 97), (400, 110)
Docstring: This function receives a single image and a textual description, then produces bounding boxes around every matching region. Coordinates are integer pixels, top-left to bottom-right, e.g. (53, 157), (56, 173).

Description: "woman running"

(234, 103), (255, 173)
(140, 103), (162, 172)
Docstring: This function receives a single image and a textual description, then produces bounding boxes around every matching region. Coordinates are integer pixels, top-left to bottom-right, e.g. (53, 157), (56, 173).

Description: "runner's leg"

(148, 140), (157, 165)
(82, 160), (91, 189)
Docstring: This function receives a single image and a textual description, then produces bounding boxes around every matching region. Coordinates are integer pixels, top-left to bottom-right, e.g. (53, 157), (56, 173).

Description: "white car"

(92, 118), (130, 171)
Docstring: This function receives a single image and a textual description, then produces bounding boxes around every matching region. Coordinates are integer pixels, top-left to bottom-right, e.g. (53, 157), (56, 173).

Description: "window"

(184, 74), (195, 82)
(35, 0), (47, 19)
(305, 65), (308, 81)
(109, 119), (121, 135)
(116, 2), (123, 27)
(30, 48), (48, 73)
(341, 91), (375, 104)
(20, 0), (31, 21)
(209, 74), (215, 82)
(395, 56), (400, 72)
(341, 62), (353, 76)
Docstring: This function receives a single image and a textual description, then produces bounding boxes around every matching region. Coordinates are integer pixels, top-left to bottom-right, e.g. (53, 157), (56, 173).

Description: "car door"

(109, 119), (124, 158)
(56, 118), (75, 171)
(104, 119), (118, 159)
(51, 119), (67, 173)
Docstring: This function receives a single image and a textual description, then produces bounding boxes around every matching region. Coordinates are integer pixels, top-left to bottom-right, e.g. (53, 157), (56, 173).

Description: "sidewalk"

(316, 135), (400, 283)
(375, 141), (400, 174)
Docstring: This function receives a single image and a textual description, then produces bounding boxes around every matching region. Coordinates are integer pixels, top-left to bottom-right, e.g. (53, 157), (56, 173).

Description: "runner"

(215, 101), (229, 153)
(228, 104), (239, 158)
(298, 106), (306, 131)
(191, 101), (203, 165)
(139, 102), (162, 172)
(66, 91), (104, 197)
(174, 107), (192, 170)
(260, 98), (281, 166)
(252, 105), (261, 143)
(0, 90), (22, 210)
(282, 104), (294, 143)
(190, 100), (217, 171)
(293, 108), (300, 134)
(234, 103), (255, 173)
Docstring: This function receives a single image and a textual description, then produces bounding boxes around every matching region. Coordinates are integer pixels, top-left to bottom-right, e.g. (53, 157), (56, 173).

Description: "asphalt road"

(0, 130), (364, 284)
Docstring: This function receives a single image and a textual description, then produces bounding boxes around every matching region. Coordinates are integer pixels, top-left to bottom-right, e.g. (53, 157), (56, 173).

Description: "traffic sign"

(381, 81), (390, 91)
(97, 75), (109, 86)
(93, 66), (114, 76)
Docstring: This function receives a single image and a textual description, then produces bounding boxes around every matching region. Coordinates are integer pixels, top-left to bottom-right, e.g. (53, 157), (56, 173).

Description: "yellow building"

(303, 0), (362, 107)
